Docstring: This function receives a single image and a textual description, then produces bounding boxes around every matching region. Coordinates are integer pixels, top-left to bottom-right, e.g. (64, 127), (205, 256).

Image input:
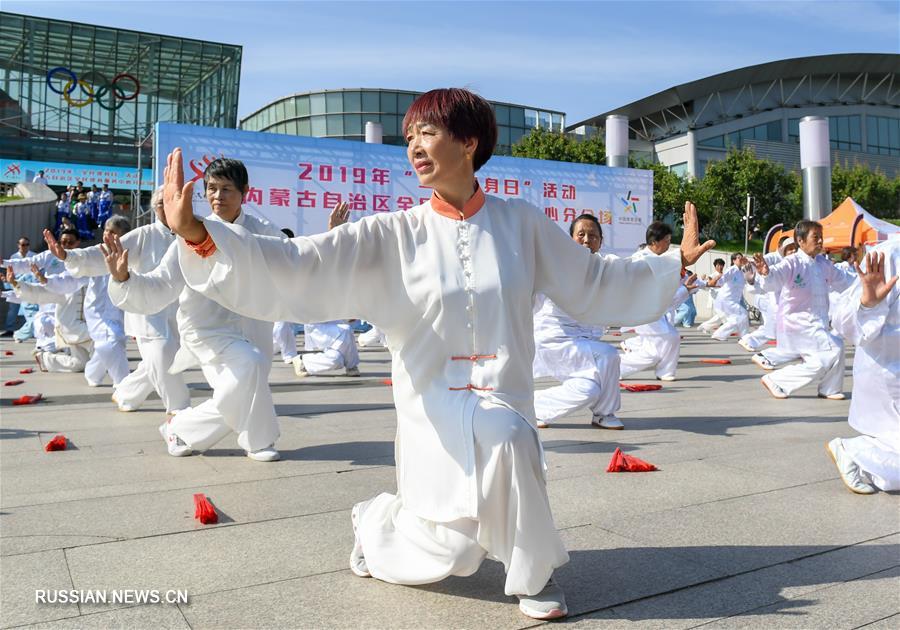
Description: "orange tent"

(764, 197), (900, 254)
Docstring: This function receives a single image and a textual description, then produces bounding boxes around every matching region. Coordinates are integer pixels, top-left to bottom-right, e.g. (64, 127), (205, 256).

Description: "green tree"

(831, 162), (900, 219)
(699, 148), (801, 241)
(512, 128), (606, 164)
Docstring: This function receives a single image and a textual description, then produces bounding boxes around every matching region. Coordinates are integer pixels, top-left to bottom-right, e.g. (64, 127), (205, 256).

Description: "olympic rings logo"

(46, 67), (141, 110)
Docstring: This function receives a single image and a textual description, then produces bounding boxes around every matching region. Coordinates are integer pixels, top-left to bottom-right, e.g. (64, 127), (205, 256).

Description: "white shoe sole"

(826, 441), (876, 495)
(158, 423), (192, 457)
(349, 503), (371, 578)
(761, 376), (788, 399)
(518, 603), (568, 620)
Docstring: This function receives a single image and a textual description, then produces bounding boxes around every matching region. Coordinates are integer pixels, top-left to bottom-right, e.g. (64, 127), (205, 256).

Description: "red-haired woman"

(149, 88), (713, 619)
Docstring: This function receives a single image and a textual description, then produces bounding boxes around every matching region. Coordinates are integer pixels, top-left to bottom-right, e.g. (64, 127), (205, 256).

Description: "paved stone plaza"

(1, 330), (897, 629)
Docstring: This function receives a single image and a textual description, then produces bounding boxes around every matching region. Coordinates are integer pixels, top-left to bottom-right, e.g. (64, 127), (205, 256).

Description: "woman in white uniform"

(159, 89), (714, 620)
(708, 252), (750, 341)
(754, 221), (855, 400)
(827, 244), (899, 494)
(532, 214), (623, 430)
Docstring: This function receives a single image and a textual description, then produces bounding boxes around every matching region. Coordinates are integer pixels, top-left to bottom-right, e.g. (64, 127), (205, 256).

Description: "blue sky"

(6, 0), (899, 125)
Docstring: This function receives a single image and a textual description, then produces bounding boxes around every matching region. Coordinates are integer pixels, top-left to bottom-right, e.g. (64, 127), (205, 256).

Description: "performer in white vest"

(103, 159), (283, 462)
(160, 89), (714, 620)
(532, 214), (623, 430)
(43, 187), (190, 414)
(620, 222), (697, 382)
(827, 244), (899, 493)
(753, 221), (855, 400)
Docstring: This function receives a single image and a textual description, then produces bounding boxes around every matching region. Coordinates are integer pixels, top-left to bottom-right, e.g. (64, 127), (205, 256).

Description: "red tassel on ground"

(619, 382), (663, 392)
(767, 340), (777, 345)
(607, 447), (658, 472)
(611, 332), (622, 336)
(19, 368), (34, 374)
(381, 378), (393, 386)
(45, 435), (67, 451)
(701, 359), (732, 365)
(193, 493), (218, 524)
(3, 351), (13, 356)
(4, 379), (24, 386)
(12, 393), (43, 405)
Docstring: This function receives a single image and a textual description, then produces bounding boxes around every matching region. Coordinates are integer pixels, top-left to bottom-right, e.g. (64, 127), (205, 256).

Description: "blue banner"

(0, 158), (153, 191)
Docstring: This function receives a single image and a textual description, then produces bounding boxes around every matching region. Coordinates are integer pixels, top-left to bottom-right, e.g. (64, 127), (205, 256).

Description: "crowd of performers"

(2, 89), (897, 620)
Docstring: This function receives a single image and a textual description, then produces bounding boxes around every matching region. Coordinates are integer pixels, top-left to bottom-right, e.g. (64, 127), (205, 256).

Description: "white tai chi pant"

(711, 310), (750, 341)
(273, 321), (298, 362)
(84, 335), (129, 386)
(302, 345), (360, 374)
(843, 436), (900, 491)
(356, 399), (568, 597)
(740, 326), (773, 351)
(534, 346), (620, 422)
(761, 346), (800, 367)
(114, 335), (191, 413)
(767, 335), (845, 397)
(169, 339), (279, 453)
(620, 333), (680, 379)
(698, 312), (725, 334)
(41, 342), (92, 373)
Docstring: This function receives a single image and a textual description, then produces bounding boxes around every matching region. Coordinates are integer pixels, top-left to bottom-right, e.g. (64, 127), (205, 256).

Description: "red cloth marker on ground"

(701, 359), (731, 365)
(4, 379), (24, 386)
(45, 435), (67, 451)
(19, 368), (34, 374)
(3, 351), (13, 356)
(619, 383), (662, 392)
(12, 393), (43, 405)
(607, 447), (658, 472)
(193, 493), (218, 524)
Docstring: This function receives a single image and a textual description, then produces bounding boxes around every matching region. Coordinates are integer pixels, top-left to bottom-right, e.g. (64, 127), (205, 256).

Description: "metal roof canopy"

(568, 53), (900, 136)
(0, 11), (242, 100)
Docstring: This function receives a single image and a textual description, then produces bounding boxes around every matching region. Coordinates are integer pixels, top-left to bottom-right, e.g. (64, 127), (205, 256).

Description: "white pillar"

(799, 116), (832, 221)
(605, 115), (629, 168)
(686, 129), (697, 178)
(365, 121), (383, 144)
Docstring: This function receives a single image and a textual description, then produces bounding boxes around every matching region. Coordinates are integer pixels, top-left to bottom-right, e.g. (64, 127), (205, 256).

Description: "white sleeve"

(757, 258), (793, 294)
(831, 279), (894, 348)
(107, 241), (183, 315)
(15, 282), (66, 306)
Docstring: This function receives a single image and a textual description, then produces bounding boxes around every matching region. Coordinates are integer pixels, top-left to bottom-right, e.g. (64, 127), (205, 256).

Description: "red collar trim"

(430, 183), (485, 221)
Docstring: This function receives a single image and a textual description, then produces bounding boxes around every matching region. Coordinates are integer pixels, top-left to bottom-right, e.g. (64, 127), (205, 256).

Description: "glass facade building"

(0, 12), (242, 171)
(241, 88), (565, 155)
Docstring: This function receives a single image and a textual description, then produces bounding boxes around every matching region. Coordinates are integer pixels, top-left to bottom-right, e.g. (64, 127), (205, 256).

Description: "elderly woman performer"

(157, 88), (714, 620)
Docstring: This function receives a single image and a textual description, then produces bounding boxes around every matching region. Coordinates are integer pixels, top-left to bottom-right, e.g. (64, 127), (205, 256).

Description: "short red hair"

(403, 88), (497, 172)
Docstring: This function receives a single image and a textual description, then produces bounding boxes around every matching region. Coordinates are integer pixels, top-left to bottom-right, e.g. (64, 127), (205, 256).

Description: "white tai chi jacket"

(830, 241), (900, 451)
(177, 193), (681, 522)
(713, 265), (746, 318)
(109, 212), (282, 372)
(758, 251), (855, 354)
(65, 222), (177, 340)
(15, 272), (90, 347)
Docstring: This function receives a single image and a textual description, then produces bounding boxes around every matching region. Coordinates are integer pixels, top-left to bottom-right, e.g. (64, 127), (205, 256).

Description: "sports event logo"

(47, 67), (140, 110)
(616, 190), (644, 225)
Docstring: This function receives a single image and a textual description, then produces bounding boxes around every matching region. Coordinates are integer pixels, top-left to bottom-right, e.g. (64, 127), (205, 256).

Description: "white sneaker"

(592, 414), (624, 430)
(761, 374), (788, 399)
(517, 578), (568, 620)
(291, 356), (309, 378)
(32, 350), (46, 372)
(349, 501), (371, 577)
(536, 420), (549, 429)
(158, 422), (192, 457)
(826, 438), (876, 494)
(818, 392), (846, 401)
(345, 366), (361, 377)
(737, 338), (755, 352)
(657, 375), (676, 382)
(751, 353), (775, 371)
(246, 445), (280, 462)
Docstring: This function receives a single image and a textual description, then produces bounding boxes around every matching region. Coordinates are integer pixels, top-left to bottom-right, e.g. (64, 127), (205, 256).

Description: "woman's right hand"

(163, 148), (207, 244)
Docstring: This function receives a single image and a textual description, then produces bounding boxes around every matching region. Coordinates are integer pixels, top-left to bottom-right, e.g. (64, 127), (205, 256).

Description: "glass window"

(788, 118), (800, 143)
(849, 115), (861, 144)
(726, 131), (740, 147)
(879, 117), (890, 147)
(698, 135), (725, 148)
(297, 118), (311, 136)
(310, 93), (326, 115)
(380, 91), (398, 113)
(326, 114), (343, 135)
(509, 107), (525, 128)
(538, 111), (551, 130)
(510, 127), (525, 145)
(345, 114), (363, 136)
(310, 115), (326, 136)
(285, 120), (298, 135)
(284, 98), (296, 119)
(382, 114), (399, 136)
(274, 100), (286, 123)
(326, 92), (343, 113)
(890, 117), (899, 151)
(525, 109), (538, 129)
(498, 125), (511, 146)
(362, 91), (380, 113)
(343, 91), (361, 112)
(494, 105), (510, 126)
(767, 120), (782, 142)
(296, 95), (310, 117)
(669, 162), (688, 176)
(398, 93), (415, 114)
(551, 113), (563, 133)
